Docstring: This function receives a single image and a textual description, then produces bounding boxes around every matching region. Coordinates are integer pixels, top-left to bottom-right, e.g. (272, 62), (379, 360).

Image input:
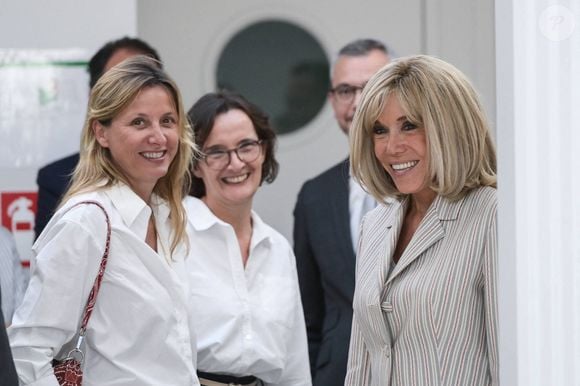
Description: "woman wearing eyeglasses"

(184, 91), (312, 386)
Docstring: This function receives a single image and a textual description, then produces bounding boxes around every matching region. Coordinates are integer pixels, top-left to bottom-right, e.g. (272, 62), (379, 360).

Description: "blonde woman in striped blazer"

(345, 55), (498, 386)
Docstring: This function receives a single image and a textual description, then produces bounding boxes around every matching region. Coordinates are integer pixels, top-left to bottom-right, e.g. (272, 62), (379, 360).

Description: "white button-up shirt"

(184, 197), (311, 386)
(349, 177), (376, 249)
(9, 184), (199, 386)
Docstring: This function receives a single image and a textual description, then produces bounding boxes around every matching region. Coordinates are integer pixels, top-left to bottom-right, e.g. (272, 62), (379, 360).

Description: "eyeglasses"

(202, 140), (263, 170)
(329, 83), (366, 104)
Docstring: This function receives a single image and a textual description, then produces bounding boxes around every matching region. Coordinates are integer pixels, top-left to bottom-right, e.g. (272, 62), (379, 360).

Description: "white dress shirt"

(184, 197), (311, 386)
(349, 177), (376, 249)
(9, 183), (199, 386)
(0, 227), (26, 323)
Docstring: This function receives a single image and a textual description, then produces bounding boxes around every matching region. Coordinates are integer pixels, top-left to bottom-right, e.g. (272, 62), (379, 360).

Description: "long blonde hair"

(62, 55), (195, 254)
(350, 55), (496, 201)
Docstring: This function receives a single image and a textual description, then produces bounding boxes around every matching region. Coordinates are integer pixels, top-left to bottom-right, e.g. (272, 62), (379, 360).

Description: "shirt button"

(383, 347), (391, 358)
(381, 301), (393, 312)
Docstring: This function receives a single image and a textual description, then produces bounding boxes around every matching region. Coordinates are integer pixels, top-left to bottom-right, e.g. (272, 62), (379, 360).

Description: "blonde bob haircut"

(62, 55), (196, 255)
(350, 55), (496, 202)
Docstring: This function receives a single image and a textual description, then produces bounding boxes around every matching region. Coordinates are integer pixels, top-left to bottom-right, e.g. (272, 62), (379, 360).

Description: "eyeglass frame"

(201, 139), (264, 170)
(329, 83), (367, 104)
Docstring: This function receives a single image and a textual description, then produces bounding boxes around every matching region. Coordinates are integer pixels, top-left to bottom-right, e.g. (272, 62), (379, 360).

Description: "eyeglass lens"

(204, 141), (261, 169)
(332, 85), (364, 104)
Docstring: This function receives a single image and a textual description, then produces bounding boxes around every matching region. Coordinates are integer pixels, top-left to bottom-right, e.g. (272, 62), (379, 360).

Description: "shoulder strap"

(63, 200), (111, 335)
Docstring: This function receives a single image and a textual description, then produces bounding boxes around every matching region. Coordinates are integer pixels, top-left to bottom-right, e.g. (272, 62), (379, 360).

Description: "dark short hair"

(88, 37), (161, 88)
(187, 91), (279, 198)
(338, 38), (389, 57)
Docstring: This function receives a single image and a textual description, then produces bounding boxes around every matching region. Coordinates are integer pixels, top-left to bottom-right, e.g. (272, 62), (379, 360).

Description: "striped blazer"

(345, 186), (498, 386)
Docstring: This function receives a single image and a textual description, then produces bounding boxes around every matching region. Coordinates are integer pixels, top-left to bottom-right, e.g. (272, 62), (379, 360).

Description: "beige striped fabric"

(345, 186), (498, 386)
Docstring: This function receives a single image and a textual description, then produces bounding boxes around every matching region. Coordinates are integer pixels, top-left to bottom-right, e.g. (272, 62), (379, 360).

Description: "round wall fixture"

(216, 20), (329, 135)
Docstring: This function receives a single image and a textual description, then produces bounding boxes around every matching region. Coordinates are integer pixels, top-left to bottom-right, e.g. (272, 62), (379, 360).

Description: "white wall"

(0, 0), (136, 52)
(0, 0), (138, 184)
(424, 0), (496, 127)
(496, 1), (580, 385)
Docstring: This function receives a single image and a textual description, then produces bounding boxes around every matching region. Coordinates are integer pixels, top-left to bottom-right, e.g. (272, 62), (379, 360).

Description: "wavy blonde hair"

(62, 55), (196, 254)
(350, 55), (496, 202)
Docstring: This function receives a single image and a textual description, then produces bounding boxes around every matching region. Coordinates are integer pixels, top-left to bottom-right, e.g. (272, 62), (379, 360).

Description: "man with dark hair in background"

(34, 37), (161, 238)
(293, 38), (391, 386)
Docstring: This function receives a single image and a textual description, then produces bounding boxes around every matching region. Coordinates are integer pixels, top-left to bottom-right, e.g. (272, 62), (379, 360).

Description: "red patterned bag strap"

(65, 200), (111, 336)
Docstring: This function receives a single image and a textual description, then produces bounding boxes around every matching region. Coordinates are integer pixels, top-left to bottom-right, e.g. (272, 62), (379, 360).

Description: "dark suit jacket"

(35, 153), (79, 238)
(293, 159), (355, 386)
(0, 286), (18, 386)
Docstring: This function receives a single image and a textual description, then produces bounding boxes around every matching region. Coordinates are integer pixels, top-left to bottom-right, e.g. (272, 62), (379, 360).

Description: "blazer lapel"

(377, 200), (405, 288)
(387, 195), (446, 284)
(359, 201), (402, 343)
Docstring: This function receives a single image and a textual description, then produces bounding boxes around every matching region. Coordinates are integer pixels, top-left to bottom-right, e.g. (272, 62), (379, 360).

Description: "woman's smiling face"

(194, 109), (265, 208)
(373, 94), (433, 199)
(94, 85), (178, 202)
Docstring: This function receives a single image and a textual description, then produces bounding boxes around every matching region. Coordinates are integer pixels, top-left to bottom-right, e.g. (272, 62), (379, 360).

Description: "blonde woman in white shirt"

(185, 92), (311, 386)
(9, 56), (200, 386)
